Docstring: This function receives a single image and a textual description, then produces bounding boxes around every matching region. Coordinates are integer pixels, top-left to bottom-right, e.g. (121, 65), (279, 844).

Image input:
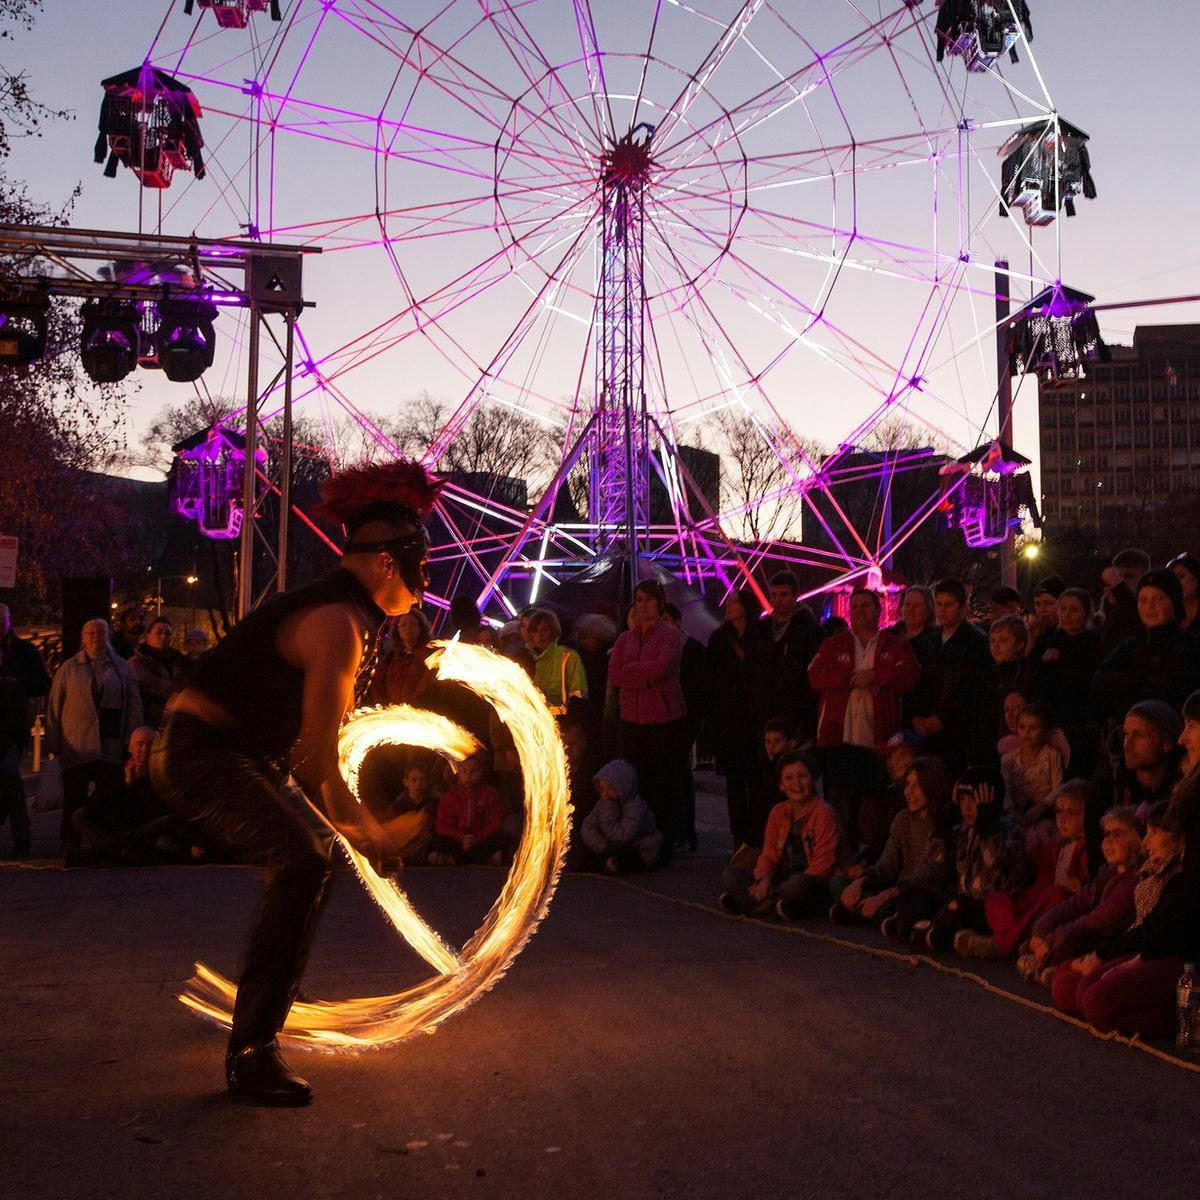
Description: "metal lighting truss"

(0, 223), (316, 617)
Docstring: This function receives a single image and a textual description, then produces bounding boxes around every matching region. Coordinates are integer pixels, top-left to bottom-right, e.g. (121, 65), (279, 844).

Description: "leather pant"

(150, 712), (334, 1052)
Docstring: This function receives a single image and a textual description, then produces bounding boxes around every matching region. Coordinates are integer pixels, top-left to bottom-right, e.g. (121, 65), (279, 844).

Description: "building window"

(1135, 428), (1150, 448)
(1042, 432), (1057, 450)
(1154, 428), (1169, 447)
(1097, 429), (1113, 448)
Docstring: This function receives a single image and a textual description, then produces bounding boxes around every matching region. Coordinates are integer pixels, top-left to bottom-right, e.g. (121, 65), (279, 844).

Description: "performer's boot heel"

(225, 1040), (313, 1106)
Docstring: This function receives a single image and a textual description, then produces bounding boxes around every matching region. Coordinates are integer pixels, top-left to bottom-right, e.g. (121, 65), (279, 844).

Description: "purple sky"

(7, 1), (1199, 504)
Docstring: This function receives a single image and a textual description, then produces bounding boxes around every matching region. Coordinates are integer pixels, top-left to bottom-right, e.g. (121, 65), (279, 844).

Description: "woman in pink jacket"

(608, 579), (687, 864)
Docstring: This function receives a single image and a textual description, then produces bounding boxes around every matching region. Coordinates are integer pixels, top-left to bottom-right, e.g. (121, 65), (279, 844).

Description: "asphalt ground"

(2, 780), (1199, 1200)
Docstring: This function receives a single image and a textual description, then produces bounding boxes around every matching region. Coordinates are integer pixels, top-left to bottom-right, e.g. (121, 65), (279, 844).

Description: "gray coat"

(45, 647), (142, 767)
(581, 758), (662, 867)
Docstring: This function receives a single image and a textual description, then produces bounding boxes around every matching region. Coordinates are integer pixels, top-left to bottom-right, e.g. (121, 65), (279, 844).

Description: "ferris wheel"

(120, 0), (1088, 616)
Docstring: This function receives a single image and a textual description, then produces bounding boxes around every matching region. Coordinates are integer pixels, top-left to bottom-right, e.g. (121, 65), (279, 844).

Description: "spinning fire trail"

(179, 640), (573, 1050)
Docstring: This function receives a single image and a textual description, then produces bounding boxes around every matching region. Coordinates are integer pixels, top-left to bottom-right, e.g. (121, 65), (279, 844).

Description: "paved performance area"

(2, 833), (1199, 1200)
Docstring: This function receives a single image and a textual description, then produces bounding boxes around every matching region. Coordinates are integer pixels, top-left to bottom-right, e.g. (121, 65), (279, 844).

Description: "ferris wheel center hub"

(601, 134), (655, 189)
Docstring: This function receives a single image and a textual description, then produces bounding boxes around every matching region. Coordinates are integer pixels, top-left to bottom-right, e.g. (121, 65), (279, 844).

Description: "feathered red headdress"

(317, 458), (443, 528)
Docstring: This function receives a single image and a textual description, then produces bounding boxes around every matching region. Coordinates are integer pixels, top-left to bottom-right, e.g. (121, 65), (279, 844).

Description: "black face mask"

(344, 527), (430, 597)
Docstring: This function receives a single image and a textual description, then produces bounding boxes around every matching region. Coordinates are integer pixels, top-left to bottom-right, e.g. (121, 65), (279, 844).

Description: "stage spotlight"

(79, 298), (142, 382)
(0, 282), (51, 367)
(155, 295), (219, 383)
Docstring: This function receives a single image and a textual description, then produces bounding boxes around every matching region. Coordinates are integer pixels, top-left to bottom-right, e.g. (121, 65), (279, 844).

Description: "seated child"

(1000, 701), (1065, 830)
(1017, 805), (1143, 986)
(718, 750), (844, 919)
(997, 689), (1072, 765)
(1051, 800), (1187, 1038)
(966, 779), (1090, 959)
(857, 730), (921, 863)
(578, 759), (662, 873)
(429, 750), (506, 865)
(925, 766), (1027, 955)
(370, 757), (438, 863)
(833, 756), (952, 936)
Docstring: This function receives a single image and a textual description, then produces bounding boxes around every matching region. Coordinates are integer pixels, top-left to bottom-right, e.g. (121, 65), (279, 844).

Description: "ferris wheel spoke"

(642, 208), (875, 562)
(476, 1), (605, 168)
(652, 0), (766, 154)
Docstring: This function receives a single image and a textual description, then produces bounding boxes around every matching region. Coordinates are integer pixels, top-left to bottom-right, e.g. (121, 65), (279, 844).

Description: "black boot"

(225, 1041), (313, 1106)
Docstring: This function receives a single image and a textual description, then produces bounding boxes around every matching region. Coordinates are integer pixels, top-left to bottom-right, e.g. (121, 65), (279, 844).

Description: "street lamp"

(1022, 542), (1041, 597)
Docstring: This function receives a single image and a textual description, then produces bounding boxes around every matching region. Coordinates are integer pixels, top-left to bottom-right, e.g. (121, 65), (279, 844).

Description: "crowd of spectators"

(4, 540), (1200, 1047)
(704, 549), (1200, 1045)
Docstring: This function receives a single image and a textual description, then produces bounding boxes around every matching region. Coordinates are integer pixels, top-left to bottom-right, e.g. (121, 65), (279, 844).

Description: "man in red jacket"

(808, 588), (920, 852)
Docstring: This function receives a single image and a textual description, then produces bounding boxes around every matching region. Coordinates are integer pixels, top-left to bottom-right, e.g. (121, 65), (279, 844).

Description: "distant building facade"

(1039, 325), (1200, 532)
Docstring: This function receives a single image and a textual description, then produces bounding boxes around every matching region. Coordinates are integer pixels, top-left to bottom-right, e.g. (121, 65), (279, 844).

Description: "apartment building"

(1038, 325), (1200, 530)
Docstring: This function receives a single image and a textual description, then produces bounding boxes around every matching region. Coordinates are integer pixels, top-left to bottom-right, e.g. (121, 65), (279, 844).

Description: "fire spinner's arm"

(284, 602), (399, 872)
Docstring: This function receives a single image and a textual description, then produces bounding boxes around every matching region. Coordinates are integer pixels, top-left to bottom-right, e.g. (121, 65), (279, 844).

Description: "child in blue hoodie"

(577, 759), (663, 873)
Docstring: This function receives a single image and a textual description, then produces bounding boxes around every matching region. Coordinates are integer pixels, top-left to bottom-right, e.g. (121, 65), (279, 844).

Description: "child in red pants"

(1052, 800), (1186, 1037)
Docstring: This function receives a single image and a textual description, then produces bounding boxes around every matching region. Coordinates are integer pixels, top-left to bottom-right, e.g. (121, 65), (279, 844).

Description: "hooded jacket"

(581, 759), (662, 866)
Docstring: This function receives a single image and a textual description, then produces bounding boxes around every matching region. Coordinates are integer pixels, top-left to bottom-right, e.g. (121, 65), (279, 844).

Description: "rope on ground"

(602, 874), (1200, 1078)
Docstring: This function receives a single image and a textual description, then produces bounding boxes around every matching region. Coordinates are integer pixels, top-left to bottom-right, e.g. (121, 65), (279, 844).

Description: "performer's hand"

(339, 819), (403, 876)
(748, 878), (770, 904)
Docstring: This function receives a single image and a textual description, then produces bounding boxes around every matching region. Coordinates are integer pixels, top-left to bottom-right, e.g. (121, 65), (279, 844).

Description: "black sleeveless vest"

(189, 568), (386, 764)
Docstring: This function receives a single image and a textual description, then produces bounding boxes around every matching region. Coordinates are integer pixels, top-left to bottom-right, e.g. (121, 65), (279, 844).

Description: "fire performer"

(151, 460), (441, 1105)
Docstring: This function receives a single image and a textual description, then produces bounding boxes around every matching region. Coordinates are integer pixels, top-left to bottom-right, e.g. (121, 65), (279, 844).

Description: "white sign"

(0, 535), (17, 589)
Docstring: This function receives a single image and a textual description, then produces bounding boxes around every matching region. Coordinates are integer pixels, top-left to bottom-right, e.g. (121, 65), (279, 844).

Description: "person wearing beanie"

(150, 459), (442, 1106)
(1168, 553), (1200, 634)
(1092, 568), (1200, 724)
(1027, 575), (1066, 661)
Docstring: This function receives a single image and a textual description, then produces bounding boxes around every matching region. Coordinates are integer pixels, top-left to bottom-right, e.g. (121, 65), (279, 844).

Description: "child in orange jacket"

(719, 749), (845, 919)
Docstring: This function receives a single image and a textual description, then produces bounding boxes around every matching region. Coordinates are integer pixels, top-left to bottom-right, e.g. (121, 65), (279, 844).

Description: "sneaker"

(1016, 952), (1037, 982)
(774, 899), (793, 923)
(953, 929), (1004, 959)
(426, 851), (447, 866)
(909, 920), (931, 950)
(717, 892), (742, 916)
(603, 856), (621, 875)
(879, 914), (900, 940)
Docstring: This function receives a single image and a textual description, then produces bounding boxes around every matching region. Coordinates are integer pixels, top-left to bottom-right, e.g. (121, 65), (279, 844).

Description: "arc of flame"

(178, 640), (572, 1049)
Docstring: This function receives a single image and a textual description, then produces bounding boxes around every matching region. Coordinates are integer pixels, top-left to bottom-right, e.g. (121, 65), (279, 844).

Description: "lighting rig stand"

(0, 223), (316, 618)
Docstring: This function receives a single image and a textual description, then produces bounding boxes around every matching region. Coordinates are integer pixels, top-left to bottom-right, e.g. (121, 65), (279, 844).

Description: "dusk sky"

(7, 1), (1199, 502)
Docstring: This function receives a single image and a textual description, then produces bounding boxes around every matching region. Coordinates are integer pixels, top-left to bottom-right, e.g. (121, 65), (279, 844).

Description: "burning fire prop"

(179, 640), (572, 1048)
